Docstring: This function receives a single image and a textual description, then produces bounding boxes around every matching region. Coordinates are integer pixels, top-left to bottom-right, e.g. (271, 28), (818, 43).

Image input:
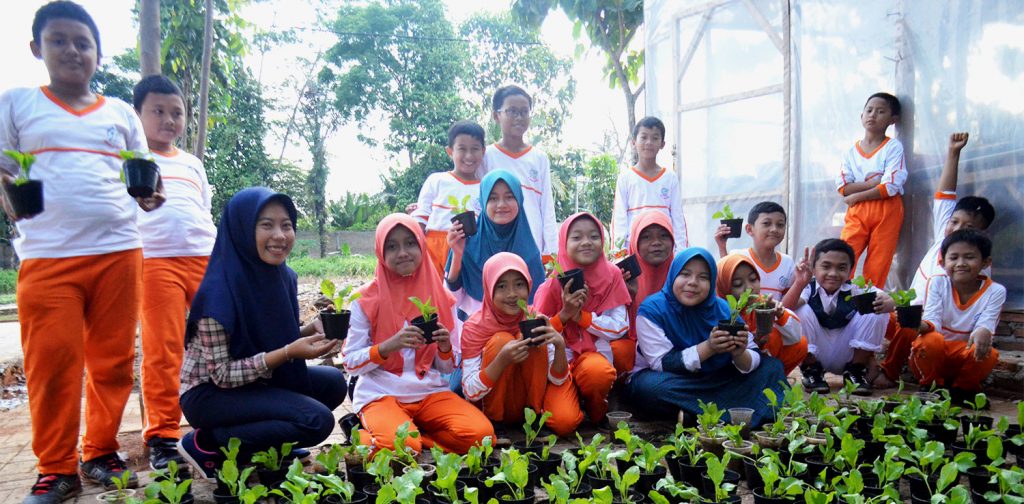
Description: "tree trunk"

(139, 0), (161, 76)
(194, 0), (214, 160)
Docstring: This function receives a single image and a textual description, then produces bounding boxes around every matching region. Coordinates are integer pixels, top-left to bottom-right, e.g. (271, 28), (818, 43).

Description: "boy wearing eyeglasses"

(482, 85), (557, 259)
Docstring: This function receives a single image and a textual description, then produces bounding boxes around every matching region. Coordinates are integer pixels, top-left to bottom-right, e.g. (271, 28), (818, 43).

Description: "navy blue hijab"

(186, 187), (309, 393)
(638, 247), (732, 373)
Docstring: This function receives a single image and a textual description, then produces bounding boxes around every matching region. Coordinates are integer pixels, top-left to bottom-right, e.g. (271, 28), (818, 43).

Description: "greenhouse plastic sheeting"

(644, 0), (1023, 308)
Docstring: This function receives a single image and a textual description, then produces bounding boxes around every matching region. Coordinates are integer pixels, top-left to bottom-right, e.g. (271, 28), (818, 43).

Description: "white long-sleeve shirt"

(610, 166), (688, 251)
(552, 305), (629, 364)
(923, 274), (1005, 342)
(340, 302), (458, 412)
(836, 137), (907, 197)
(481, 144), (557, 255)
(731, 249), (796, 301)
(633, 315), (760, 374)
(138, 148), (216, 258)
(412, 171), (481, 232)
(910, 191), (991, 304)
(462, 344), (570, 402)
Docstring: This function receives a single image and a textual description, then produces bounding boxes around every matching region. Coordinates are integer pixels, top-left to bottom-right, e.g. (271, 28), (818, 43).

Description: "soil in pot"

(450, 211), (477, 237)
(636, 465), (667, 495)
(753, 488), (798, 504)
(721, 218), (743, 238)
(4, 180), (44, 217)
(123, 158), (160, 198)
(701, 469), (740, 499)
(494, 489), (535, 504)
(616, 255), (641, 279)
(723, 440), (752, 474)
(850, 292), (877, 315)
(518, 318), (547, 346)
(321, 310), (351, 340)
(558, 268), (586, 293)
(896, 305), (923, 328)
(410, 314), (439, 343)
(211, 490), (240, 504)
(754, 309), (775, 337)
(698, 434), (727, 456)
(716, 320), (746, 337)
(569, 482), (593, 500)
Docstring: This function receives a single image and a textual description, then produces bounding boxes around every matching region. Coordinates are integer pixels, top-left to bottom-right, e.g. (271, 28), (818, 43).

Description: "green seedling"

(547, 254), (565, 277)
(448, 195), (472, 214)
(465, 437), (494, 476)
(712, 204), (736, 220)
(551, 450), (589, 495)
(634, 440), (673, 474)
(523, 407), (553, 447)
(649, 478), (701, 504)
(375, 468), (424, 504)
(754, 451), (805, 499)
(748, 293), (774, 312)
(697, 399), (726, 436)
(724, 288), (752, 324)
(704, 452), (735, 502)
(609, 464), (641, 504)
(408, 296), (437, 321)
(218, 438), (256, 497)
(314, 473), (355, 502)
(250, 441), (294, 471)
(517, 298), (538, 320)
(666, 424), (704, 465)
(539, 434), (557, 461)
(320, 279), (362, 312)
(272, 458), (319, 504)
(889, 288), (917, 307)
(118, 150), (152, 161)
(366, 448), (395, 487)
(613, 421), (643, 464)
(844, 275), (875, 301)
(429, 447), (464, 504)
(485, 448), (531, 501)
(2, 150), (35, 185)
(238, 484), (269, 504)
(144, 461), (192, 504)
(393, 421), (420, 467)
(314, 443), (350, 476)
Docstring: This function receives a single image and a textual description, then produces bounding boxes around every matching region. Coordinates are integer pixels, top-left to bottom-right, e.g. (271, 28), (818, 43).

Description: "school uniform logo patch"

(529, 168), (539, 183)
(660, 187), (670, 201)
(104, 126), (121, 149)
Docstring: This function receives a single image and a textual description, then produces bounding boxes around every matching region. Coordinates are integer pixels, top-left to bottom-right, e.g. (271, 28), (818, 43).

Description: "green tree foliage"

(91, 53), (139, 104)
(298, 68), (345, 257)
(458, 13), (577, 145)
(328, 192), (390, 231)
(549, 149), (618, 223)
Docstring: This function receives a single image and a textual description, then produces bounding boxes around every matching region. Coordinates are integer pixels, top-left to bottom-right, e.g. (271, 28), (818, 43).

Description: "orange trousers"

(140, 256), (209, 441)
(19, 249), (142, 474)
(880, 313), (916, 380)
(572, 351), (617, 423)
(425, 230), (450, 278)
(610, 338), (636, 375)
(909, 332), (999, 391)
(840, 195), (903, 288)
(358, 391), (494, 455)
(762, 333), (809, 376)
(481, 332), (583, 436)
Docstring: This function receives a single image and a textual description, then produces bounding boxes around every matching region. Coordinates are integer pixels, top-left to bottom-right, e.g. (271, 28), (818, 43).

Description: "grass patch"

(289, 255), (377, 280)
(0, 269), (16, 295)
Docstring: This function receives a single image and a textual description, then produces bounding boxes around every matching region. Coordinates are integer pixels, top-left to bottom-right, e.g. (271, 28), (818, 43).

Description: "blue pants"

(624, 357), (787, 427)
(180, 366), (346, 453)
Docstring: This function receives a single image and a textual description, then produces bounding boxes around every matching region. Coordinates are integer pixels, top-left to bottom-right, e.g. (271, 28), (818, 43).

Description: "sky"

(1, 0), (639, 199)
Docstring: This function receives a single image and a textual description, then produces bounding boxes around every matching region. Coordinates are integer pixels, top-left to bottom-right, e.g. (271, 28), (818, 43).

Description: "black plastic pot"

(862, 440), (887, 464)
(321, 310), (351, 340)
(323, 493), (368, 504)
(616, 255), (641, 279)
(850, 292), (877, 315)
(721, 218), (743, 238)
(636, 465), (667, 495)
(701, 469), (740, 499)
(966, 466), (996, 495)
(896, 305), (923, 329)
(450, 211), (477, 237)
(907, 472), (939, 498)
(922, 421), (958, 446)
(4, 180), (43, 217)
(558, 268), (585, 293)
(123, 158), (160, 198)
(665, 454), (683, 482)
(569, 483), (593, 500)
(959, 415), (994, 437)
(953, 441), (992, 465)
(675, 459), (707, 489)
(754, 309), (775, 337)
(805, 456), (834, 484)
(743, 458), (763, 490)
(533, 456), (560, 484)
(430, 481), (466, 504)
(861, 476), (888, 498)
(753, 488), (798, 504)
(588, 473), (615, 494)
(347, 465), (372, 490)
(494, 488), (535, 504)
(717, 320), (746, 336)
(518, 318), (547, 346)
(256, 467), (287, 486)
(211, 490), (239, 504)
(410, 314), (438, 343)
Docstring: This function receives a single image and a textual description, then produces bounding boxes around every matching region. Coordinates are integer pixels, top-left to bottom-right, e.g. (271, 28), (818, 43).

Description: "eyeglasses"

(499, 108), (531, 119)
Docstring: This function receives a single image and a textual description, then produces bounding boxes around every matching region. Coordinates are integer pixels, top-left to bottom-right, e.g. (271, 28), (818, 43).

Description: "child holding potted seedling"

(412, 120), (484, 276)
(714, 202), (800, 308)
(341, 214), (493, 454)
(0, 2), (167, 498)
(461, 252), (583, 436)
(621, 212), (677, 374)
(446, 170), (546, 324)
(533, 213), (632, 425)
(716, 254), (807, 375)
(609, 116), (688, 251)
(177, 188), (345, 481)
(625, 247), (787, 427)
(131, 75), (218, 471)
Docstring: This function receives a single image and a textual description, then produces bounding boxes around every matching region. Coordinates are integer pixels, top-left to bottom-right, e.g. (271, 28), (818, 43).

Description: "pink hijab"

(627, 212), (676, 340)
(460, 252), (533, 360)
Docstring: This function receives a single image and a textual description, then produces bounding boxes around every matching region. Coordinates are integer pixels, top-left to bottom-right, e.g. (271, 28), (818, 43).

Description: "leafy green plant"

(633, 440), (672, 474)
(547, 254), (565, 277)
(107, 470), (134, 503)
(844, 275), (875, 301)
(964, 392), (989, 417)
(889, 288), (917, 307)
(666, 424), (704, 465)
(366, 447), (396, 487)
(539, 434), (558, 461)
(870, 446), (906, 488)
(408, 296), (437, 321)
(552, 450), (590, 494)
(697, 400), (726, 437)
(465, 437), (494, 476)
(448, 195), (472, 214)
(485, 448), (532, 500)
(430, 447), (464, 504)
(272, 458), (319, 504)
(963, 424), (997, 451)
(118, 150), (152, 161)
(900, 440), (976, 482)
(523, 407), (553, 446)
(2, 150), (35, 185)
(393, 421), (420, 467)
(832, 432), (865, 473)
(314, 473), (356, 502)
(144, 461), (192, 504)
(314, 443), (349, 476)
(375, 468), (424, 504)
(613, 421), (643, 464)
(592, 445), (626, 480)
(237, 484), (269, 504)
(712, 204), (736, 220)
(608, 464), (641, 504)
(320, 279), (362, 311)
(251, 441), (294, 471)
(218, 438), (255, 497)
(753, 451), (805, 499)
(724, 288), (753, 324)
(982, 466), (1024, 502)
(517, 299), (537, 320)
(648, 478), (700, 504)
(704, 452), (736, 502)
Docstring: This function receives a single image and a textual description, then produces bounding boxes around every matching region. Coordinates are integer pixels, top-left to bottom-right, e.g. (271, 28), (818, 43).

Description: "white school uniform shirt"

(610, 166), (688, 251)
(922, 274), (1005, 342)
(910, 191), (991, 305)
(481, 144), (557, 255)
(340, 302), (458, 412)
(137, 148), (216, 258)
(836, 137), (907, 198)
(0, 87), (147, 259)
(632, 315), (761, 374)
(730, 248), (796, 301)
(412, 171), (481, 232)
(556, 305), (629, 365)
(462, 343), (569, 402)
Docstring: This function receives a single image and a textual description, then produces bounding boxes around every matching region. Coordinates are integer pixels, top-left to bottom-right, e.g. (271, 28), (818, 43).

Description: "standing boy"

(0, 2), (162, 501)
(133, 75), (216, 470)
(481, 85), (557, 257)
(837, 92), (907, 288)
(610, 116), (688, 251)
(714, 201), (796, 306)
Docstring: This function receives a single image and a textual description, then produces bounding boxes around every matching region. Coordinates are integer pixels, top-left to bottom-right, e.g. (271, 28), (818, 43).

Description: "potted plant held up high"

(319, 280), (361, 341)
(517, 299), (546, 346)
(550, 253), (585, 294)
(119, 150), (160, 198)
(2, 150), (43, 217)
(713, 204), (743, 238)
(448, 195), (477, 236)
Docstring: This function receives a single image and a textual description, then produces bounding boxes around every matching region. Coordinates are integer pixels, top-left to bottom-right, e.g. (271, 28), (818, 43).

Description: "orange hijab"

(626, 212), (675, 340)
(715, 253), (759, 298)
(461, 252), (533, 360)
(357, 214), (456, 377)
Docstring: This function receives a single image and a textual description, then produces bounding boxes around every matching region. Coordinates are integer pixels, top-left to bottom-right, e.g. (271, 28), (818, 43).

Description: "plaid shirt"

(180, 317), (272, 395)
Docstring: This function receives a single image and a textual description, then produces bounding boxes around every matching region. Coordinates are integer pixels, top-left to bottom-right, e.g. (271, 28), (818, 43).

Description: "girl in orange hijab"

(341, 214), (493, 454)
(617, 211), (676, 374)
(716, 253), (808, 375)
(460, 252), (583, 436)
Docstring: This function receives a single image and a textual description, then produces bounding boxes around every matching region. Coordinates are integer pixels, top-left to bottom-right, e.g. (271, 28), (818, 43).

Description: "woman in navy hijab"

(176, 188), (345, 479)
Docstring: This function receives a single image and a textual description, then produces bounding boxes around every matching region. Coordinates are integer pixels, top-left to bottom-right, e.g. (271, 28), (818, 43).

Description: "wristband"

(284, 343), (292, 361)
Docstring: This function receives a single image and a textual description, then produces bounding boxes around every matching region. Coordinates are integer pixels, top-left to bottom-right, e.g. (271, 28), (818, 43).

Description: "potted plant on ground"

(608, 464), (643, 504)
(459, 437), (495, 489)
(631, 439), (671, 495)
(1, 150), (43, 217)
(587, 445), (625, 495)
(612, 421), (643, 469)
(315, 473), (366, 504)
(720, 424), (751, 474)
(954, 424), (999, 465)
(273, 458), (320, 504)
(119, 150), (160, 198)
(516, 300), (546, 346)
(845, 276), (876, 315)
(647, 478), (701, 504)
(713, 204), (743, 238)
(251, 442), (295, 486)
(751, 450), (805, 504)
(448, 195), (477, 236)
(408, 296), (439, 343)
(96, 471), (136, 503)
(976, 466), (1024, 503)
(900, 440), (976, 499)
(319, 280), (361, 340)
(701, 452), (740, 503)
(666, 423), (705, 483)
(485, 448), (535, 503)
(215, 438), (253, 504)
(718, 289), (751, 336)
(429, 447), (465, 504)
(374, 468), (425, 504)
(960, 393), (994, 434)
(550, 450), (596, 499)
(889, 288), (921, 328)
(697, 400), (728, 455)
(144, 461), (194, 504)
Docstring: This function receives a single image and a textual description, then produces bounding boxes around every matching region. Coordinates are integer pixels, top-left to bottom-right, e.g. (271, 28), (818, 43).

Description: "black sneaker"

(800, 361), (830, 393)
(843, 363), (872, 396)
(177, 430), (221, 481)
(79, 453), (137, 490)
(148, 437), (185, 471)
(23, 474), (81, 504)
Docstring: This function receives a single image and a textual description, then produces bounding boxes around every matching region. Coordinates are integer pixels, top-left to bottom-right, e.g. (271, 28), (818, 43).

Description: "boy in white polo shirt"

(132, 75), (216, 470)
(715, 201), (796, 305)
